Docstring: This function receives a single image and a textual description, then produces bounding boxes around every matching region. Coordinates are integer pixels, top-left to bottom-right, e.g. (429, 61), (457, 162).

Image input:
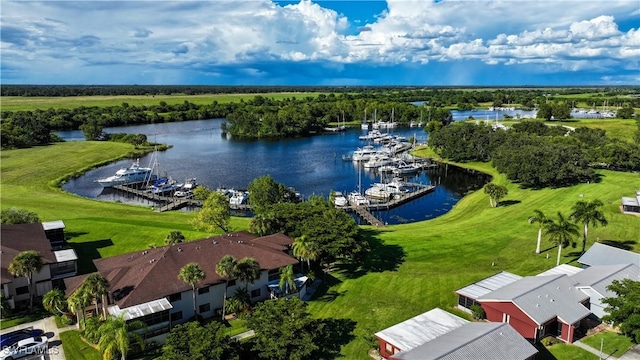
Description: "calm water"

(59, 119), (489, 224)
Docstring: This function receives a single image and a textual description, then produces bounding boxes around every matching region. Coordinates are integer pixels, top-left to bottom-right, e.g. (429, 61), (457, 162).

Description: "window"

(227, 279), (236, 287)
(268, 269), (280, 281)
(168, 292), (181, 302)
(170, 311), (182, 322)
(15, 286), (29, 295)
(138, 310), (170, 327)
(251, 289), (261, 298)
(199, 303), (211, 313)
(198, 287), (209, 295)
(385, 343), (393, 354)
(50, 261), (76, 278)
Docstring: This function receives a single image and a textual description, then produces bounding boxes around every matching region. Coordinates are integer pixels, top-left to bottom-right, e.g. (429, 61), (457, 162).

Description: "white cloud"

(1, 0), (638, 83)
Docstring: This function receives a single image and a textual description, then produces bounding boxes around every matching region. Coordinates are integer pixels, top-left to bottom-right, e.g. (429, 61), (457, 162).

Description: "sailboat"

(348, 162), (370, 206)
(361, 109), (369, 130)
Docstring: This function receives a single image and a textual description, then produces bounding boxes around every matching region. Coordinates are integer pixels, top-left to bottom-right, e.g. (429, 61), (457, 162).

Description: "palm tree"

(165, 230), (185, 246)
(279, 265), (296, 296)
(43, 288), (67, 316)
(97, 314), (146, 360)
(215, 255), (237, 320)
(235, 257), (261, 292)
(8, 250), (43, 310)
(570, 199), (608, 254)
(83, 273), (110, 319)
(544, 212), (580, 266)
(292, 235), (319, 273)
(178, 263), (206, 317)
(225, 288), (251, 315)
(528, 210), (552, 254)
(68, 286), (92, 329)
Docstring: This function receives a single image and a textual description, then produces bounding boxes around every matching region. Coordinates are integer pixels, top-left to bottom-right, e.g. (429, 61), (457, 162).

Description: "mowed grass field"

(2, 141), (639, 359)
(0, 92), (323, 111)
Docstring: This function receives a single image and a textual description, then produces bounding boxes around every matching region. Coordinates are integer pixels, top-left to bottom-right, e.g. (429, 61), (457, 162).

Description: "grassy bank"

(2, 142), (639, 359)
(0, 92), (322, 112)
(307, 148), (640, 358)
(0, 142), (249, 272)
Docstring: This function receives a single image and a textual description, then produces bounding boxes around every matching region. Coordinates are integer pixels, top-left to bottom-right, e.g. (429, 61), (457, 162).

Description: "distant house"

(571, 263), (640, 318)
(477, 274), (591, 343)
(1, 223), (78, 310)
(374, 308), (537, 360)
(577, 242), (640, 268)
(64, 231), (302, 343)
(621, 190), (640, 214)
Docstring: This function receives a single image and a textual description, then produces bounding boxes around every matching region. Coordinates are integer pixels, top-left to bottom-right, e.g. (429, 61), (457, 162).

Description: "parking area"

(1, 316), (67, 360)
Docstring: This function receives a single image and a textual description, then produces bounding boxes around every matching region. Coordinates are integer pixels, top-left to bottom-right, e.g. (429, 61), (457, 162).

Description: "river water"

(59, 118), (490, 224)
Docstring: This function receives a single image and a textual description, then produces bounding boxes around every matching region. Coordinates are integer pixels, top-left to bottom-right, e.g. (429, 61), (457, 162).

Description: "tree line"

(428, 120), (640, 188)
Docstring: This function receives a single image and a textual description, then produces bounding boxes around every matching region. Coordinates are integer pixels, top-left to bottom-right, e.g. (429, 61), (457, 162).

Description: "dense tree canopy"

(0, 208), (40, 224)
(246, 297), (318, 360)
(602, 279), (640, 343)
(161, 321), (239, 360)
(265, 200), (367, 266)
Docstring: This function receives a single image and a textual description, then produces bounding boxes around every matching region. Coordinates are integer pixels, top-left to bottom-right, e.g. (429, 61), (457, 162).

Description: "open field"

(2, 142), (639, 359)
(0, 92), (323, 112)
(547, 119), (638, 142)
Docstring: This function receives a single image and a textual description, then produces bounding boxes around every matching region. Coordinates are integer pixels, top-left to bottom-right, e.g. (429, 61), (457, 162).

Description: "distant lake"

(59, 119), (490, 225)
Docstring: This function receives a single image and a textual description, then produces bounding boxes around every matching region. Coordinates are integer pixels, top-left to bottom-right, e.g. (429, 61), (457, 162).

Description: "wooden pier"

(343, 184), (436, 226)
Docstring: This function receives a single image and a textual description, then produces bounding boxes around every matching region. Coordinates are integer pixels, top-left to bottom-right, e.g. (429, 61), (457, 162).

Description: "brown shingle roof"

(74, 232), (298, 308)
(1, 224), (57, 284)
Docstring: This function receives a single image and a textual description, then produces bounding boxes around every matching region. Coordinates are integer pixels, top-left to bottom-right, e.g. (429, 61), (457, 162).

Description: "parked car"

(0, 336), (47, 360)
(0, 328), (44, 348)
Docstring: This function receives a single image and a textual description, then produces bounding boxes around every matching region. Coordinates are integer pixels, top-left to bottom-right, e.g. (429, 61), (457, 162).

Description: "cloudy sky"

(1, 0), (639, 86)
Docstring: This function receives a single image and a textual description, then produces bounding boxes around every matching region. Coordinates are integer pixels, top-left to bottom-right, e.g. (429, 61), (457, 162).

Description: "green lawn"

(545, 343), (600, 360)
(582, 331), (634, 358)
(0, 309), (50, 330)
(0, 92), (323, 111)
(59, 331), (102, 360)
(546, 119), (638, 142)
(2, 142), (640, 359)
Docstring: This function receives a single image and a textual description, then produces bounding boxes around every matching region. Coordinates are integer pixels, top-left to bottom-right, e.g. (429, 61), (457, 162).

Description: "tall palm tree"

(178, 263), (206, 317)
(83, 273), (110, 319)
(235, 257), (261, 292)
(165, 230), (185, 246)
(279, 265), (296, 296)
(544, 212), (580, 266)
(528, 210), (552, 254)
(68, 286), (92, 329)
(226, 288), (251, 315)
(292, 235), (319, 273)
(8, 250), (43, 310)
(570, 199), (608, 254)
(43, 288), (67, 316)
(215, 255), (237, 320)
(97, 314), (146, 360)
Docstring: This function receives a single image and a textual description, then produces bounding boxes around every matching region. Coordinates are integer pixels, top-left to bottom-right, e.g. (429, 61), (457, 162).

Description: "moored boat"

(333, 191), (348, 207)
(96, 159), (155, 188)
(348, 191), (370, 206)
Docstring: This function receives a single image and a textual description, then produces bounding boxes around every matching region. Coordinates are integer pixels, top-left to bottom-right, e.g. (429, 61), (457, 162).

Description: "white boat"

(229, 191), (249, 206)
(180, 178), (198, 191)
(364, 186), (392, 200)
(348, 191), (370, 206)
(352, 145), (377, 161)
(363, 153), (394, 169)
(151, 177), (180, 195)
(361, 123), (369, 130)
(96, 159), (155, 187)
(393, 161), (421, 175)
(333, 191), (348, 207)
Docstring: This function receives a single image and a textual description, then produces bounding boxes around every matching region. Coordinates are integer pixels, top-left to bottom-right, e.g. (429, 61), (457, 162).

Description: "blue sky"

(1, 0), (638, 86)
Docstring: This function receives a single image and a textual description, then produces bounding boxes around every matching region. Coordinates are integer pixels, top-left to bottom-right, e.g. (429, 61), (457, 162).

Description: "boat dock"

(343, 184), (436, 226)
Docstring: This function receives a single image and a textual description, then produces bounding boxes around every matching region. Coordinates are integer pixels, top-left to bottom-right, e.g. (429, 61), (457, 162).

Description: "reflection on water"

(59, 119), (489, 224)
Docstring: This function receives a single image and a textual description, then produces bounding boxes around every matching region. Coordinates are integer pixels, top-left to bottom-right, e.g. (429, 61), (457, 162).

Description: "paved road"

(1, 316), (70, 360)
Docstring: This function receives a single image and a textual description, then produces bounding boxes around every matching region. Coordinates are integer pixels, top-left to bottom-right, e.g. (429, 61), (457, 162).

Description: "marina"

(60, 118), (490, 225)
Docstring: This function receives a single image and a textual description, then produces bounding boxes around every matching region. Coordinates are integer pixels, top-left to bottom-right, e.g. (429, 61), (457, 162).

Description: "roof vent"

(212, 240), (218, 245)
(536, 304), (539, 307)
(177, 247), (183, 252)
(550, 299), (554, 302)
(142, 250), (148, 255)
